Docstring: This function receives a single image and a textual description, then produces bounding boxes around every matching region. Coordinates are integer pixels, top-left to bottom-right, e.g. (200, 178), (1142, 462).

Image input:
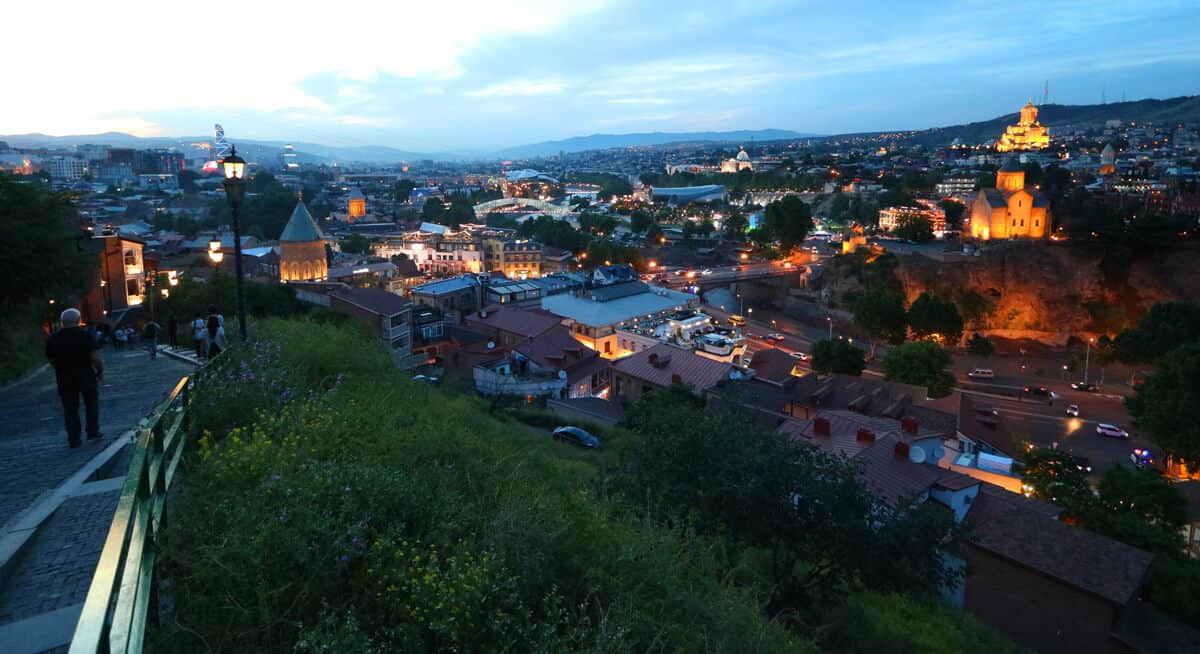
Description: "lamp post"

(221, 146), (249, 341)
(1084, 337), (1093, 384)
(826, 315), (833, 340)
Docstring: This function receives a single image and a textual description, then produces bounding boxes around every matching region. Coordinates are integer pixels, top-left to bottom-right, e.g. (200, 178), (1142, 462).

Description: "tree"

(1114, 302), (1200, 363)
(394, 179), (415, 203)
(697, 219), (715, 238)
(645, 222), (665, 244)
(681, 220), (698, 240)
(893, 215), (934, 242)
(177, 169), (201, 194)
(762, 195), (813, 249)
(851, 289), (907, 352)
(339, 233), (372, 255)
(882, 341), (956, 398)
(723, 211), (749, 239)
(1126, 343), (1200, 468)
(629, 209), (653, 234)
(906, 293), (963, 344)
(966, 333), (995, 358)
(1098, 465), (1187, 531)
(0, 175), (94, 307)
(810, 339), (867, 376)
(420, 197), (444, 222)
(1021, 447), (1096, 515)
(939, 199), (966, 229)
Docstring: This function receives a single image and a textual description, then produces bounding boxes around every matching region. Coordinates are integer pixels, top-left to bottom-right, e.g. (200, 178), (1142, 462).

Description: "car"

(1070, 382), (1099, 392)
(1131, 447), (1155, 468)
(1023, 385), (1051, 397)
(552, 426), (600, 449)
(1096, 423), (1129, 439)
(790, 351), (809, 361)
(967, 368), (995, 379)
(1071, 455), (1093, 474)
(768, 333), (786, 341)
(728, 315), (746, 327)
(701, 269), (714, 275)
(411, 374), (440, 384)
(1065, 403), (1080, 417)
(674, 269), (686, 275)
(731, 266), (742, 271)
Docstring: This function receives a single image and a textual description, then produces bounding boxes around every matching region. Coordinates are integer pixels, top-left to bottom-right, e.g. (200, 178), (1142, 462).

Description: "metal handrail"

(69, 375), (192, 654)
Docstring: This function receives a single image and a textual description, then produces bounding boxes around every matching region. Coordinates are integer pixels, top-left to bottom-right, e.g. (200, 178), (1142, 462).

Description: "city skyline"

(6, 0), (1200, 151)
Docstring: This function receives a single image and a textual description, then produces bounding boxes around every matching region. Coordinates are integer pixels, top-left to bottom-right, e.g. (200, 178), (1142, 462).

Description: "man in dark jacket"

(45, 308), (104, 448)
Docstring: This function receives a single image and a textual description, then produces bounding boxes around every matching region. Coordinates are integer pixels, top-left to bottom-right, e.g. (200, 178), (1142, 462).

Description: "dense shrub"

(156, 319), (802, 652)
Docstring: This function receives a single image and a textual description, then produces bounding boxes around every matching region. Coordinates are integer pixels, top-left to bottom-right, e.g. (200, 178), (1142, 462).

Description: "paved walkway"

(0, 345), (195, 653)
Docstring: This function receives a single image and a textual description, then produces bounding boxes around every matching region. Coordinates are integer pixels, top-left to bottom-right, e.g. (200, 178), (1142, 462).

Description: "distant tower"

(347, 186), (366, 220)
(278, 201), (327, 283)
(1100, 143), (1116, 184)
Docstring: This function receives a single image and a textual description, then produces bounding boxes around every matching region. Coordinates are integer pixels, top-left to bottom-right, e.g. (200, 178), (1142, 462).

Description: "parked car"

(728, 315), (746, 327)
(1065, 403), (1080, 417)
(790, 351), (809, 361)
(1070, 382), (1099, 392)
(967, 368), (995, 379)
(1071, 455), (1093, 473)
(1096, 423), (1129, 439)
(552, 426), (600, 449)
(411, 374), (440, 384)
(768, 333), (786, 341)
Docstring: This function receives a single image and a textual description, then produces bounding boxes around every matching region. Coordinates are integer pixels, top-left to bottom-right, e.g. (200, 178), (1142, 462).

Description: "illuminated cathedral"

(967, 158), (1049, 240)
(996, 101), (1050, 152)
(279, 200), (328, 282)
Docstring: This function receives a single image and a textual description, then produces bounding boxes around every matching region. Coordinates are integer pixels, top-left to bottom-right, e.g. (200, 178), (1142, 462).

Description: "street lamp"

(826, 315), (833, 340)
(1084, 337), (1094, 384)
(221, 146), (249, 342)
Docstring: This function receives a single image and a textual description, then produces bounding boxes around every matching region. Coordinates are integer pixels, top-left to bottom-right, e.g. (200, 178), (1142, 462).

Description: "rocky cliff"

(889, 242), (1200, 342)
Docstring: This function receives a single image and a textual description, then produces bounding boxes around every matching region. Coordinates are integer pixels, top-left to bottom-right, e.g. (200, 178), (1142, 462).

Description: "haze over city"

(7, 0), (1200, 151)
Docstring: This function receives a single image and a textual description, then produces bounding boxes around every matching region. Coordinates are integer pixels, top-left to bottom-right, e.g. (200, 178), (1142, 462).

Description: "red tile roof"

(464, 306), (561, 339)
(329, 287), (411, 316)
(749, 348), (797, 384)
(516, 324), (595, 369)
(853, 434), (977, 507)
(612, 343), (733, 392)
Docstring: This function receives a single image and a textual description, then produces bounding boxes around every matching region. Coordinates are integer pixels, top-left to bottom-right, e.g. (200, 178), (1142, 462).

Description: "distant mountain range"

(494, 129), (818, 158)
(899, 95), (1200, 146)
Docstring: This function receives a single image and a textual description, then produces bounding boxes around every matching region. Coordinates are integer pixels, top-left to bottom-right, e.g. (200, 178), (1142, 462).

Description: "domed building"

(279, 200), (328, 283)
(996, 100), (1050, 152)
(967, 158), (1049, 240)
(720, 148), (754, 173)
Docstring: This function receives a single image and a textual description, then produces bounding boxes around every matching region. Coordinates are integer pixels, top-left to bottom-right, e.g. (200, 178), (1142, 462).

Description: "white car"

(701, 269), (714, 275)
(967, 368), (995, 379)
(1065, 404), (1079, 417)
(1096, 423), (1129, 439)
(790, 351), (809, 361)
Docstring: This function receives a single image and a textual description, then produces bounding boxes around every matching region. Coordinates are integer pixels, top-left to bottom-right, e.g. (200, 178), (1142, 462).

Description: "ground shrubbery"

(157, 319), (1018, 653)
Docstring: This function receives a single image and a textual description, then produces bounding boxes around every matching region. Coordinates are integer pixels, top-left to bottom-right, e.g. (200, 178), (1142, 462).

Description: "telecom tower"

(213, 124), (232, 160)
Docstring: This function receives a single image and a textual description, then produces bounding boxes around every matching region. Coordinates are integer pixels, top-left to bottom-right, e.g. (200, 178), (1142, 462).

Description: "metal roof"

(280, 201), (325, 243)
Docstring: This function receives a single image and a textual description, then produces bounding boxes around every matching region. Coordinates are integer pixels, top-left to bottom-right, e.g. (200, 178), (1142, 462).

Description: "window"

(604, 340), (612, 354)
(390, 314), (407, 328)
(1034, 220), (1039, 227)
(1020, 220), (1024, 227)
(126, 278), (141, 297)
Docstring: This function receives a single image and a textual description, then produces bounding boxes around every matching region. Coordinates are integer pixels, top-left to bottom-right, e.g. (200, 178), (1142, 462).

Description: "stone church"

(967, 158), (1050, 240)
(279, 200), (328, 282)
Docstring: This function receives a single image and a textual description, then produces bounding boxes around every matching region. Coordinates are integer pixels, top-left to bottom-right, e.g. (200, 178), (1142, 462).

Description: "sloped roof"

(854, 434), (977, 507)
(280, 201), (325, 243)
(957, 394), (1019, 457)
(516, 324), (596, 370)
(999, 158), (1023, 173)
(982, 188), (1008, 207)
(466, 306), (560, 339)
(963, 488), (1153, 605)
(612, 343), (733, 392)
(329, 287), (410, 316)
(749, 348), (797, 384)
(348, 186), (365, 199)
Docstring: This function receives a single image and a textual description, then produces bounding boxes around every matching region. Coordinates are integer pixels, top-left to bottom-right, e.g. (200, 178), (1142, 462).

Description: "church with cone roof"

(279, 200), (328, 282)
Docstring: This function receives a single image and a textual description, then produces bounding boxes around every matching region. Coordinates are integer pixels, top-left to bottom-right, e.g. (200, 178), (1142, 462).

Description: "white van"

(967, 368), (995, 379)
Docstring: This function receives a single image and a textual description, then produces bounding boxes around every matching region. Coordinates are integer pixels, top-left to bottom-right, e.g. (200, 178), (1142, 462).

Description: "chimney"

(894, 441), (910, 458)
(901, 417), (918, 434)
(813, 417), (830, 436)
(648, 353), (658, 365)
(671, 373), (682, 385)
(856, 428), (875, 442)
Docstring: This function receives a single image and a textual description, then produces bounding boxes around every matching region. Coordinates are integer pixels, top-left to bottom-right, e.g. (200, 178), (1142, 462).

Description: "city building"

(463, 305), (560, 350)
(878, 199), (947, 234)
(719, 148), (754, 173)
(279, 201), (328, 282)
(649, 184), (727, 204)
(347, 186), (366, 220)
(375, 232), (483, 277)
(610, 343), (734, 405)
(410, 275), (482, 319)
(936, 175), (976, 198)
(328, 287), (412, 356)
(79, 232), (146, 324)
(996, 101), (1050, 152)
(967, 158), (1050, 240)
(482, 237), (542, 279)
(46, 156), (86, 181)
(541, 274), (697, 358)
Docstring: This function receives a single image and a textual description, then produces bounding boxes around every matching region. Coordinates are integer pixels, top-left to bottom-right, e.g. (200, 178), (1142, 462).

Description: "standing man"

(143, 319), (160, 359)
(45, 308), (104, 448)
(166, 314), (178, 349)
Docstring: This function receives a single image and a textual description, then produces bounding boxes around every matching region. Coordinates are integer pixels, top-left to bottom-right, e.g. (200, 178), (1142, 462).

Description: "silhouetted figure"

(45, 308), (104, 448)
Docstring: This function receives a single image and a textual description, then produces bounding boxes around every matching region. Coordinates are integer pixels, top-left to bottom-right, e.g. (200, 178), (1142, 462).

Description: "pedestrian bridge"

(474, 198), (572, 217)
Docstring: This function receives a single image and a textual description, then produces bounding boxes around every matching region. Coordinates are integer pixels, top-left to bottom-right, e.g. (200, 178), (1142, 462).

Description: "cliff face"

(890, 242), (1200, 339)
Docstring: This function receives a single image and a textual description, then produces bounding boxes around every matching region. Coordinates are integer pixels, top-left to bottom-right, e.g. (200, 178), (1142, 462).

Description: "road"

(699, 300), (1145, 476)
(649, 261), (813, 289)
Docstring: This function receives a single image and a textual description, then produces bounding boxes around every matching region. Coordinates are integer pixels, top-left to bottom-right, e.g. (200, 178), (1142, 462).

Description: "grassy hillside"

(153, 319), (1020, 653)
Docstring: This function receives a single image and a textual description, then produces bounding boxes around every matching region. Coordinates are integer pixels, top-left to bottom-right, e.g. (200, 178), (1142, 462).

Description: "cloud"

(606, 97), (676, 105)
(465, 80), (567, 97)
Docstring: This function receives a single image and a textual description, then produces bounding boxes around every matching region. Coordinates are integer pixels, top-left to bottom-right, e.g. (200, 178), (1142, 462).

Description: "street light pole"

(221, 146), (249, 342)
(827, 315), (833, 340)
(1084, 338), (1092, 384)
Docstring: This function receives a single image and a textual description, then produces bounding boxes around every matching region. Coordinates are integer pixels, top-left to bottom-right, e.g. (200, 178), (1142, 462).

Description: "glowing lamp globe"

(221, 146), (248, 206)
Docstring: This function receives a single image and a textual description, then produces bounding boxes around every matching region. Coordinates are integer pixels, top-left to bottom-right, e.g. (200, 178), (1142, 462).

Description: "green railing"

(69, 375), (192, 654)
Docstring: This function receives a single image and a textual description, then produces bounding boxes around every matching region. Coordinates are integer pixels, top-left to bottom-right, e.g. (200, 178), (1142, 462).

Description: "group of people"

(44, 304), (229, 449)
(191, 305), (227, 360)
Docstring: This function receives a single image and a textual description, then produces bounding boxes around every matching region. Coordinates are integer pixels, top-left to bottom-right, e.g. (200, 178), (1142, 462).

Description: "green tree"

(1126, 343), (1200, 468)
(394, 179), (415, 203)
(442, 196), (475, 229)
(906, 292), (963, 344)
(1098, 465), (1187, 531)
(629, 209), (653, 234)
(697, 219), (715, 238)
(681, 220), (698, 240)
(882, 341), (956, 397)
(852, 289), (907, 351)
(723, 211), (749, 239)
(747, 228), (771, 247)
(966, 333), (995, 358)
(420, 197), (444, 222)
(177, 169), (201, 194)
(938, 199), (966, 229)
(893, 215), (935, 242)
(810, 338), (867, 376)
(1114, 302), (1200, 364)
(762, 195), (813, 250)
(1021, 447), (1097, 515)
(339, 233), (372, 255)
(645, 222), (665, 244)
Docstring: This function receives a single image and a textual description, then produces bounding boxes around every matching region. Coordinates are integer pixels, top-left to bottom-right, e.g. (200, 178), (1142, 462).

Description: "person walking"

(143, 319), (160, 359)
(206, 313), (226, 359)
(191, 314), (207, 359)
(45, 308), (104, 448)
(166, 314), (178, 349)
(114, 327), (127, 350)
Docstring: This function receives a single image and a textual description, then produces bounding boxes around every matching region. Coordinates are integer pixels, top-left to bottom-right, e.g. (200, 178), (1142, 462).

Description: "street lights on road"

(221, 146), (249, 342)
(1084, 337), (1094, 384)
